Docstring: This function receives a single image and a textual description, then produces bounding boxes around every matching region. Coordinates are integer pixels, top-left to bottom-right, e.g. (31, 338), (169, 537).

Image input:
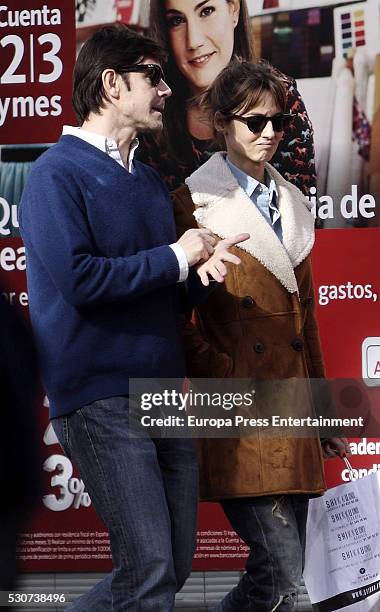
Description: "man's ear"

(214, 111), (228, 134)
(102, 69), (120, 100)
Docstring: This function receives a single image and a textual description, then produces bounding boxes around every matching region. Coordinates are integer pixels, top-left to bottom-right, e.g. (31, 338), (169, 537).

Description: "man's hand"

(176, 229), (216, 266)
(322, 437), (351, 459)
(197, 233), (250, 286)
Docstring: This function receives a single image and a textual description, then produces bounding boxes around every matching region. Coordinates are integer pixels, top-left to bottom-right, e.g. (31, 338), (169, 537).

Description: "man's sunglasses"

(224, 113), (294, 133)
(121, 64), (165, 87)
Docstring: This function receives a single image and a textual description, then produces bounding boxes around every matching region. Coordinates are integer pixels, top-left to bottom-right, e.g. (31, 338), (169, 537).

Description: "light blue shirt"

(226, 157), (282, 243)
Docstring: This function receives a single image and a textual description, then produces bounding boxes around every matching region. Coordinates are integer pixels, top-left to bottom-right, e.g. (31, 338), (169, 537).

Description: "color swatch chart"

(334, 2), (367, 58)
(251, 7), (335, 78)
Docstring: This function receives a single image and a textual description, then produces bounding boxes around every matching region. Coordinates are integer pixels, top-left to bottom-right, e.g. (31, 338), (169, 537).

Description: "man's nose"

(157, 79), (172, 98)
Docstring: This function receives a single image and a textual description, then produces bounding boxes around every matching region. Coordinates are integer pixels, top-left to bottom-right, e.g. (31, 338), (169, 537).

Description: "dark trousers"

(53, 396), (199, 611)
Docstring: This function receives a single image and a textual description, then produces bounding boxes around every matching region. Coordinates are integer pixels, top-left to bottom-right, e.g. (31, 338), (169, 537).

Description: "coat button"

(253, 341), (265, 354)
(242, 295), (255, 308)
(291, 338), (304, 352)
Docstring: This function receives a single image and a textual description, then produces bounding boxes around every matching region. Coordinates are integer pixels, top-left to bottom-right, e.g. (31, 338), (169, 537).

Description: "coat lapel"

(185, 152), (315, 294)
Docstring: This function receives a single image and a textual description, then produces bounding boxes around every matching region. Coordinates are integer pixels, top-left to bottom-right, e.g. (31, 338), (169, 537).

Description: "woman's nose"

(186, 18), (205, 50)
(261, 119), (276, 138)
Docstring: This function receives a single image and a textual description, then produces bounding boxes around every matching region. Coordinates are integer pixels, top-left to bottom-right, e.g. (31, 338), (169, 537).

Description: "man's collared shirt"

(226, 157), (283, 243)
(62, 126), (188, 281)
(62, 125), (138, 172)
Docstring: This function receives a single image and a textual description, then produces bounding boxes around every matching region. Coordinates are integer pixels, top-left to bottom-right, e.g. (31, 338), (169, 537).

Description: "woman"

(172, 61), (348, 612)
(137, 0), (316, 196)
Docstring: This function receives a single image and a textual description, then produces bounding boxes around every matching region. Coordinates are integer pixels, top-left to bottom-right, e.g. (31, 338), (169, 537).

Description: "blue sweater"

(19, 135), (185, 418)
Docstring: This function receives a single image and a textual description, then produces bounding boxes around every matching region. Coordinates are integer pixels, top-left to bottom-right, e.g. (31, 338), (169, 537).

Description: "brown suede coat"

(172, 153), (326, 500)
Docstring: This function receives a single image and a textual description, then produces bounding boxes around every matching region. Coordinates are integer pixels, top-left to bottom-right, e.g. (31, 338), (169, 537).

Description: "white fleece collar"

(185, 152), (315, 294)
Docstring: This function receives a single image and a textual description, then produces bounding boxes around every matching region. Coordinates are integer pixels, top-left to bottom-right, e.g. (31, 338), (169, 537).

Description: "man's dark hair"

(73, 24), (167, 124)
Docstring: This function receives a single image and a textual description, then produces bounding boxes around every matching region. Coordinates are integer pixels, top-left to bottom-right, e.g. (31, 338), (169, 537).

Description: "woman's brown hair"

(202, 60), (287, 119)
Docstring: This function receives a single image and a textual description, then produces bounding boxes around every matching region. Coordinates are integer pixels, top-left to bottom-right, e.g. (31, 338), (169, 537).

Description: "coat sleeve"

(301, 258), (341, 432)
(172, 187), (234, 378)
(180, 313), (234, 378)
(303, 272), (326, 379)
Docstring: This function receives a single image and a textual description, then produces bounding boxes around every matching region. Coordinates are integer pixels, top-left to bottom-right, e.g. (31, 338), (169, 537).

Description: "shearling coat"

(172, 152), (326, 500)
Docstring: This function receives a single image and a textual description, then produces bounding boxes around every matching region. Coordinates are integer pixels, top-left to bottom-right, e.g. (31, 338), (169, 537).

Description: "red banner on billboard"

(0, 1), (76, 144)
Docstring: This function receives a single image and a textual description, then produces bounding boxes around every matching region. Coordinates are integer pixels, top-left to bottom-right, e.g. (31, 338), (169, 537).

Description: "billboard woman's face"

(165, 0), (239, 94)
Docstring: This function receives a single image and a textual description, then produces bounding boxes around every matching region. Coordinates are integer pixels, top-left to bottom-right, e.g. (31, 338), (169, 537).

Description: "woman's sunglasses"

(225, 113), (294, 133)
(122, 64), (165, 88)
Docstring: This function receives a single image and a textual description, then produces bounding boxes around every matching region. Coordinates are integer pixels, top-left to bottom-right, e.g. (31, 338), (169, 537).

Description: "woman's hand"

(322, 437), (351, 459)
(196, 233), (250, 286)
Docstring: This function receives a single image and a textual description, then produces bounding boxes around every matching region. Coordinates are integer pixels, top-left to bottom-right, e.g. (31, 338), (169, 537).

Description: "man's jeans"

(215, 495), (309, 612)
(52, 396), (199, 611)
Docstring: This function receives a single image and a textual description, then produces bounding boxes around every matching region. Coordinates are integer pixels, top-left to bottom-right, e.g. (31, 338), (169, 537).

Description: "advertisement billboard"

(0, 0), (379, 589)
(0, 0), (76, 145)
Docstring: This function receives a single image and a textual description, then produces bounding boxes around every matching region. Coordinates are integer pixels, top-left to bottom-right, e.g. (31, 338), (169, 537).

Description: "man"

(19, 24), (246, 611)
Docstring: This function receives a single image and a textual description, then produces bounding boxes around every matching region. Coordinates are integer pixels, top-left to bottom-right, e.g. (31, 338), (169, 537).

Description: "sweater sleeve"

(19, 165), (180, 307)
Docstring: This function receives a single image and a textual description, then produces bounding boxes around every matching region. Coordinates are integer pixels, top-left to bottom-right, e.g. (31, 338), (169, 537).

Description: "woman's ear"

(214, 111), (228, 134)
(229, 0), (240, 27)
